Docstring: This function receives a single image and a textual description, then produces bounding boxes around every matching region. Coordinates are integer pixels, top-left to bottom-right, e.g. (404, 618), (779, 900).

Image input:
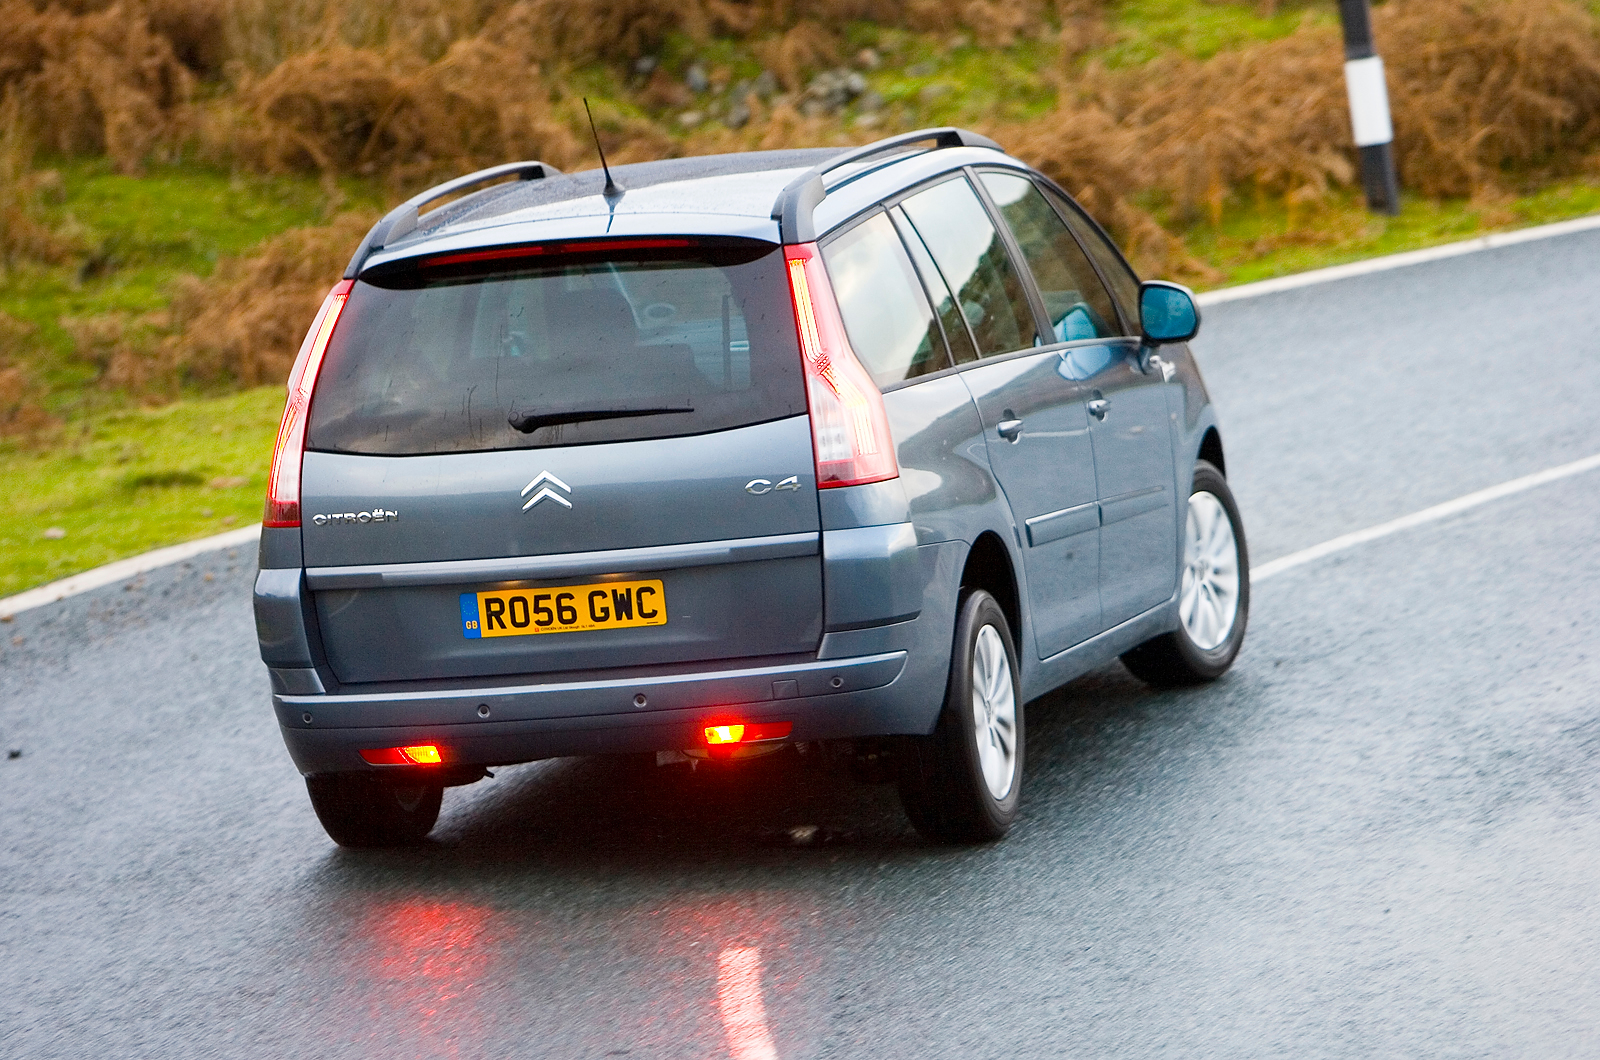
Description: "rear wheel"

(1121, 460), (1249, 686)
(305, 774), (443, 847)
(897, 590), (1024, 843)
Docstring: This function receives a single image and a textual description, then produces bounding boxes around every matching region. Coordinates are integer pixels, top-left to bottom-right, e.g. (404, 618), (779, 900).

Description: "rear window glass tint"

(899, 176), (1040, 357)
(981, 171), (1121, 342)
(307, 243), (805, 455)
(822, 212), (950, 388)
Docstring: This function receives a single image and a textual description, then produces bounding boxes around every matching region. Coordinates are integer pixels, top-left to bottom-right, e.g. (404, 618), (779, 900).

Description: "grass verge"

(1188, 179), (1600, 287)
(0, 387), (281, 598)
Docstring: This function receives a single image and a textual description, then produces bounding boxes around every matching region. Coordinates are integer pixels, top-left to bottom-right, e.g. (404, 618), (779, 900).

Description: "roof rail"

(343, 160), (562, 278)
(770, 127), (1002, 244)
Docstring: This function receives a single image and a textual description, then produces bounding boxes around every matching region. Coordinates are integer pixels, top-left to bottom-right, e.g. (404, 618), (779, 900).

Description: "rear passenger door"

(897, 175), (1103, 659)
(981, 172), (1180, 630)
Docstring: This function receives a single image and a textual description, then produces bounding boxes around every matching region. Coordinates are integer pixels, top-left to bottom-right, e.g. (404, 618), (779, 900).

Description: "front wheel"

(1121, 459), (1249, 686)
(305, 774), (443, 848)
(897, 589), (1024, 843)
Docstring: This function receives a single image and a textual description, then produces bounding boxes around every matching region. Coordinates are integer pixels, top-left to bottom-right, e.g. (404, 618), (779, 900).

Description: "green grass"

(1186, 178), (1600, 289)
(871, 35), (1061, 126)
(1099, 0), (1330, 67)
(0, 387), (283, 597)
(3, 160), (377, 407)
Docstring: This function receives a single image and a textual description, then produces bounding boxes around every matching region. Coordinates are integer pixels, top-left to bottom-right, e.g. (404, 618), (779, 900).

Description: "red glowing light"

(706, 724), (746, 746)
(703, 721), (793, 746)
(360, 744), (444, 765)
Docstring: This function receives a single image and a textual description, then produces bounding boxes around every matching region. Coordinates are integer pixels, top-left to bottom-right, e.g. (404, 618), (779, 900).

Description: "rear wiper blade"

(508, 405), (694, 433)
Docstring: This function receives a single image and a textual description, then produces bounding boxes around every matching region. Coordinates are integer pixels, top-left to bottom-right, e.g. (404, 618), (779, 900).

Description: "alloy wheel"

(970, 624), (1018, 800)
(1180, 490), (1241, 651)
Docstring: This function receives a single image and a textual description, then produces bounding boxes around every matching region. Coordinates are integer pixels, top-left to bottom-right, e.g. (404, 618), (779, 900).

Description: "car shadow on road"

(297, 660), (1218, 895)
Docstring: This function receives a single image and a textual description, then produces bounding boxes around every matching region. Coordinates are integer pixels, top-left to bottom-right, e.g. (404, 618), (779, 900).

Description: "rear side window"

(898, 177), (1041, 357)
(980, 171), (1121, 342)
(306, 242), (805, 455)
(822, 212), (950, 388)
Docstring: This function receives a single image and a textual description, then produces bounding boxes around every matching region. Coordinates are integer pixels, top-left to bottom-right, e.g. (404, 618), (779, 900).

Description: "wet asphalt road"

(4, 231), (1600, 1058)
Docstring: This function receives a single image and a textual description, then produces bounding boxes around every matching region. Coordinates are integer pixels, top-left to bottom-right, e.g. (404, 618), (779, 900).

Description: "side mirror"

(1139, 281), (1200, 344)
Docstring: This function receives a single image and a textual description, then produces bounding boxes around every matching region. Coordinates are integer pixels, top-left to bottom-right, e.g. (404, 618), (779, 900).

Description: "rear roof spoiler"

(344, 160), (562, 279)
(770, 127), (1002, 245)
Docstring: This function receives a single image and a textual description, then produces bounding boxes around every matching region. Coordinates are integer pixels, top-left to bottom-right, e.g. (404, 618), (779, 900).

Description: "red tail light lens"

(360, 744), (444, 765)
(705, 724), (746, 746)
(264, 280), (353, 528)
(704, 721), (793, 746)
(783, 243), (898, 488)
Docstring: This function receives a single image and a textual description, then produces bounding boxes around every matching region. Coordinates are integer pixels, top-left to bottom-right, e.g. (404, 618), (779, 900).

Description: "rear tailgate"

(298, 237), (821, 685)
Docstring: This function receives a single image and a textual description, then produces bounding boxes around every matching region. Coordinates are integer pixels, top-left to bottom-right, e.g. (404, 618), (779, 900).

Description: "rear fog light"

(704, 721), (793, 746)
(360, 744), (444, 765)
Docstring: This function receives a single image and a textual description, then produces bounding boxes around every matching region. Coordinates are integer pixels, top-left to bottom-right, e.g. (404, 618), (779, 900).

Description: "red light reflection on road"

(304, 892), (831, 1057)
(352, 899), (503, 1054)
(717, 946), (778, 1060)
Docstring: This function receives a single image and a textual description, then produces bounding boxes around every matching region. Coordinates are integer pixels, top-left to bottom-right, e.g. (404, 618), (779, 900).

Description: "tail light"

(783, 243), (898, 488)
(264, 280), (353, 528)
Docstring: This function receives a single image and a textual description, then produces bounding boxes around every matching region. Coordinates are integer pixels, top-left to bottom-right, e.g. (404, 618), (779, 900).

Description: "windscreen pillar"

(1339, 0), (1400, 215)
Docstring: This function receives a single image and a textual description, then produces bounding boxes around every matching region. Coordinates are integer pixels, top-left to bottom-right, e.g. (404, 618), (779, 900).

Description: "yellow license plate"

(460, 579), (665, 639)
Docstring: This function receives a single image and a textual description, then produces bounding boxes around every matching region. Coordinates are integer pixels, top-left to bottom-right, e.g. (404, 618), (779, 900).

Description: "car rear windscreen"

(306, 240), (806, 455)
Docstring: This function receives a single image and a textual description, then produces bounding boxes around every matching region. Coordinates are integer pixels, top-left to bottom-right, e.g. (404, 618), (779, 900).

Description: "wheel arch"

(958, 531), (1022, 646)
(1198, 426), (1226, 478)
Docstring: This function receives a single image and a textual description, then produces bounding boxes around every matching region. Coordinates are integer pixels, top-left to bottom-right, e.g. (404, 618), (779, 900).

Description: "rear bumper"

(273, 650), (912, 774)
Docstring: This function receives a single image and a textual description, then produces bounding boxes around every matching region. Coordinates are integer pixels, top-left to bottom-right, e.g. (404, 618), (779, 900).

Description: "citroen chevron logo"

(520, 470), (572, 511)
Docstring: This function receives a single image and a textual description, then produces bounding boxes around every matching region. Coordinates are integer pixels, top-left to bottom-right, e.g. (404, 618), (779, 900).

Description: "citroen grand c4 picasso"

(252, 127), (1249, 847)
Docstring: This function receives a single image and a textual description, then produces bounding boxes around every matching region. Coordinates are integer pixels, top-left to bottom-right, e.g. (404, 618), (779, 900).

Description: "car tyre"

(305, 774), (443, 847)
(897, 589), (1024, 844)
(1121, 460), (1249, 687)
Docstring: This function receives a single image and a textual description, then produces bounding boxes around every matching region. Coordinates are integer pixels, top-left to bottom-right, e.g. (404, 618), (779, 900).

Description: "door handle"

(1087, 398), (1110, 421)
(996, 418), (1024, 442)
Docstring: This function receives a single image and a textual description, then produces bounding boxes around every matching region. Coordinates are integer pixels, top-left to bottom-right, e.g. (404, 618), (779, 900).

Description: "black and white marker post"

(1338, 0), (1401, 215)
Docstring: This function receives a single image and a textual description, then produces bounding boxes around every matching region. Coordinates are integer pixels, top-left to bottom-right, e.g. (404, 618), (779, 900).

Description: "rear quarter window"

(307, 241), (805, 455)
(822, 212), (951, 388)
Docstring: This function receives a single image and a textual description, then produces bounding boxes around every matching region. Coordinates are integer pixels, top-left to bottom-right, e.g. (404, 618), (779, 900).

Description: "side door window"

(898, 176), (1041, 357)
(821, 211), (952, 389)
(1040, 184), (1143, 335)
(979, 171), (1122, 343)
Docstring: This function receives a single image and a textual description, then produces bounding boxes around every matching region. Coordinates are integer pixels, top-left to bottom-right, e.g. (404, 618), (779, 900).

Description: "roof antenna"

(584, 98), (623, 203)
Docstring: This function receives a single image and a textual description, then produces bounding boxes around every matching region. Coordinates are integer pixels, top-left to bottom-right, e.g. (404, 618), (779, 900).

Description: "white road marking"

(1197, 213), (1600, 307)
(1253, 453), (1600, 582)
(0, 524), (261, 619)
(717, 946), (779, 1060)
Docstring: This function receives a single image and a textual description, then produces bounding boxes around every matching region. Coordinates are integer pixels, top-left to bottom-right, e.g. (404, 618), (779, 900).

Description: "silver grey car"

(253, 127), (1249, 847)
